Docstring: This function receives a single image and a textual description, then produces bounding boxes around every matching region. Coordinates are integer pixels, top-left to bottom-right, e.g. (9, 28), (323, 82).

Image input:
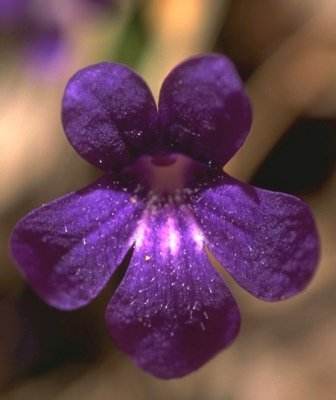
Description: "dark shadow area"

(251, 119), (336, 194)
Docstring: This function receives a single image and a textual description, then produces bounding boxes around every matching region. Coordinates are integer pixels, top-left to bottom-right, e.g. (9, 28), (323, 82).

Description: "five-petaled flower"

(10, 54), (319, 379)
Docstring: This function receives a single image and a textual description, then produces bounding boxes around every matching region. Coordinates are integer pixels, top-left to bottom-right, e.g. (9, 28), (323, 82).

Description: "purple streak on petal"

(10, 176), (144, 310)
(158, 54), (252, 166)
(191, 173), (319, 301)
(106, 205), (240, 378)
(62, 63), (159, 172)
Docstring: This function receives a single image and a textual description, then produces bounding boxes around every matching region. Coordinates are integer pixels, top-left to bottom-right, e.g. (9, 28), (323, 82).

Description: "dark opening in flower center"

(126, 153), (207, 198)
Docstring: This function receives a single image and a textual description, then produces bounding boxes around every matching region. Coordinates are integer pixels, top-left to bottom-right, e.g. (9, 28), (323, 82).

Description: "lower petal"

(10, 176), (144, 310)
(191, 173), (319, 301)
(106, 206), (240, 378)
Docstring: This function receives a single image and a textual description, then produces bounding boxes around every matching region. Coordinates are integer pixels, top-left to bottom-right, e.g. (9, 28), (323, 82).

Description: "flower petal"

(106, 205), (240, 378)
(158, 54), (252, 166)
(10, 176), (144, 310)
(191, 174), (319, 301)
(62, 62), (158, 171)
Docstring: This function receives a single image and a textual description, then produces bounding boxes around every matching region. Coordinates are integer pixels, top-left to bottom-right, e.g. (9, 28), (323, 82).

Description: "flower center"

(125, 154), (208, 257)
(125, 153), (207, 196)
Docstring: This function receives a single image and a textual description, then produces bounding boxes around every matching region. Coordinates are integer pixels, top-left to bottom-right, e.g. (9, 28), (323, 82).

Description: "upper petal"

(10, 176), (144, 310)
(191, 174), (319, 301)
(158, 54), (252, 166)
(106, 205), (240, 379)
(62, 62), (158, 171)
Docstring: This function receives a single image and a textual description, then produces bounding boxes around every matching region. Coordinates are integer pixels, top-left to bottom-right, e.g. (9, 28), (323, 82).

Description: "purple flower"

(0, 0), (63, 71)
(10, 54), (319, 379)
(0, 0), (115, 75)
(0, 0), (27, 27)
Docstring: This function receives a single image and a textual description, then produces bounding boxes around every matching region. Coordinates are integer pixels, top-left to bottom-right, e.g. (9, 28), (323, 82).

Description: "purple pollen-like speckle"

(10, 54), (319, 379)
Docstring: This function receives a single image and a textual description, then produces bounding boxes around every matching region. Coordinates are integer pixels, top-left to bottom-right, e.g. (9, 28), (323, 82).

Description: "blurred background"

(1, 0), (336, 399)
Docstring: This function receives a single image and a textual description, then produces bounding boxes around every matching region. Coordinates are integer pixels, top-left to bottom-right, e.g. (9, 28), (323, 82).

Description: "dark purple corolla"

(10, 54), (319, 379)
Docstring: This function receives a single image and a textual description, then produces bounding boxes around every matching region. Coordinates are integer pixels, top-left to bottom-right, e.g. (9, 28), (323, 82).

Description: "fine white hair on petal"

(131, 201), (205, 263)
(131, 212), (151, 249)
(160, 216), (181, 257)
(181, 204), (205, 252)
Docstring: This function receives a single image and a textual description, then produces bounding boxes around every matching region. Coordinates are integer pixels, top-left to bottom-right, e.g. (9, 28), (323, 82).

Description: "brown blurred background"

(1, 1), (336, 399)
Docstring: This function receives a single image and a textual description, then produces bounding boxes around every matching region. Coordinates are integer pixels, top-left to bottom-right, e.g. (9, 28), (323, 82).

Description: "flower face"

(10, 54), (319, 379)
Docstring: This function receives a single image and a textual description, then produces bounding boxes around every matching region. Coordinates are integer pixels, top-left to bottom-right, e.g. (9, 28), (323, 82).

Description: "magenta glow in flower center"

(10, 54), (319, 379)
(125, 153), (206, 259)
(126, 153), (205, 196)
